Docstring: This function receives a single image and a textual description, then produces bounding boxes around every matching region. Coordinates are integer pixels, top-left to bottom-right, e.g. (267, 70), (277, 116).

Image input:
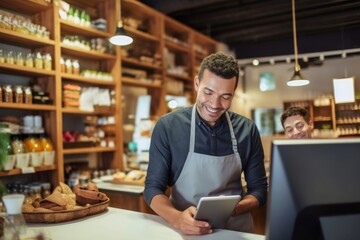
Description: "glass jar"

(72, 60), (80, 75)
(39, 133), (55, 166)
(43, 53), (52, 71)
(23, 134), (43, 167)
(23, 86), (32, 104)
(11, 134), (30, 169)
(60, 57), (65, 72)
(0, 49), (5, 63)
(13, 85), (23, 104)
(40, 182), (51, 199)
(3, 84), (13, 103)
(65, 59), (72, 74)
(15, 52), (24, 66)
(34, 52), (43, 69)
(25, 53), (34, 68)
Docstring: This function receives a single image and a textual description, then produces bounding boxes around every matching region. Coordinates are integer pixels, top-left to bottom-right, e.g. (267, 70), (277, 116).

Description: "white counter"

(26, 207), (266, 240)
(96, 182), (144, 194)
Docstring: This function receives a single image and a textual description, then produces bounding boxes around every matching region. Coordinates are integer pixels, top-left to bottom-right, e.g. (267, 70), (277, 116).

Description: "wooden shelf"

(166, 73), (192, 82)
(165, 40), (191, 53)
(0, 29), (55, 48)
(0, 63), (56, 77)
(127, 27), (160, 42)
(122, 77), (162, 88)
(63, 147), (116, 154)
(61, 44), (116, 60)
(0, 165), (56, 177)
(62, 108), (115, 115)
(61, 73), (116, 86)
(60, 20), (112, 38)
(122, 57), (163, 70)
(0, 0), (51, 15)
(0, 102), (56, 111)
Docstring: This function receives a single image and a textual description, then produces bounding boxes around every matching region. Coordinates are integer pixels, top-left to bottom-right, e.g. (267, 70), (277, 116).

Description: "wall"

(231, 55), (360, 119)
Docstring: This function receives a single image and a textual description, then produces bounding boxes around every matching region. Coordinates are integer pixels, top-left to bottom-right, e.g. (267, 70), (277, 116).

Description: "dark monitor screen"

(266, 139), (360, 240)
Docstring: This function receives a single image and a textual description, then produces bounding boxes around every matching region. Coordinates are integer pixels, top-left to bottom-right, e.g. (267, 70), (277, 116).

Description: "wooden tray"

(23, 198), (110, 223)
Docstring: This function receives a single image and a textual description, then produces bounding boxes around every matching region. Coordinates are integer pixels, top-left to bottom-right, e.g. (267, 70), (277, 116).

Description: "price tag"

(21, 167), (36, 174)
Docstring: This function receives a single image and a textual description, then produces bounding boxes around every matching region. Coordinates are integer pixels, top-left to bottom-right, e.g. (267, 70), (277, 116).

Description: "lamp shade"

(109, 21), (133, 46)
(287, 68), (310, 87)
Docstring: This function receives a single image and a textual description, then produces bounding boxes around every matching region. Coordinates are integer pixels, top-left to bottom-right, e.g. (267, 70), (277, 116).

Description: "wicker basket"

(23, 199), (110, 223)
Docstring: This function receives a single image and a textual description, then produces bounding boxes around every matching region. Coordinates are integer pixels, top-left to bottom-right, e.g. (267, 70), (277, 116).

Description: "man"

(280, 106), (313, 139)
(144, 52), (267, 235)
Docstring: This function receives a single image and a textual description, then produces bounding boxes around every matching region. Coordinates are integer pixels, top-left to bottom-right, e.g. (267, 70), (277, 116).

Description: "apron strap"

(189, 105), (197, 153)
(225, 112), (239, 154)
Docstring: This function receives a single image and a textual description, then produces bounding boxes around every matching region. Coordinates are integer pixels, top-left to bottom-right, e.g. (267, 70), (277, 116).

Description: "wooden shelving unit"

(0, 0), (122, 186)
(0, 0), (219, 188)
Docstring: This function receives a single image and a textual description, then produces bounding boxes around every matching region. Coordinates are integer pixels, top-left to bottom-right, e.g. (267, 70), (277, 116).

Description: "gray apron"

(170, 105), (254, 232)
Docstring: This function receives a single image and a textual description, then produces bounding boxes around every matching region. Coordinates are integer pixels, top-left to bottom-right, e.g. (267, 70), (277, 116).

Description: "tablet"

(194, 195), (241, 229)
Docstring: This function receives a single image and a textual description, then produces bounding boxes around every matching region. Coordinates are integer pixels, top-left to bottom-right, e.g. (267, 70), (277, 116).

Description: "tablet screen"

(194, 195), (241, 229)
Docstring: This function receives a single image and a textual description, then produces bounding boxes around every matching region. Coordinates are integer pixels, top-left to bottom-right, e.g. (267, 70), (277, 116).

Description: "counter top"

(96, 182), (144, 194)
(26, 207), (265, 240)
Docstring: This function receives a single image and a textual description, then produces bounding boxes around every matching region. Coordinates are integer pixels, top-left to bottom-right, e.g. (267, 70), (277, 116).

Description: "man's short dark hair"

(281, 106), (311, 128)
(197, 52), (239, 87)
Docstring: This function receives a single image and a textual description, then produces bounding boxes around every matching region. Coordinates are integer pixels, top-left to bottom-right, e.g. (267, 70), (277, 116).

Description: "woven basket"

(23, 198), (110, 223)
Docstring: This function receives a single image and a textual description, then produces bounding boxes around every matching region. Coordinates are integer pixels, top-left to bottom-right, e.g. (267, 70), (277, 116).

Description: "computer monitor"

(266, 138), (360, 240)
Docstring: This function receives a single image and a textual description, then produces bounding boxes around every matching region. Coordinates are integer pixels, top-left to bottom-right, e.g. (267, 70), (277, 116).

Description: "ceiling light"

(109, 21), (133, 46)
(287, 0), (309, 87)
(252, 59), (259, 66)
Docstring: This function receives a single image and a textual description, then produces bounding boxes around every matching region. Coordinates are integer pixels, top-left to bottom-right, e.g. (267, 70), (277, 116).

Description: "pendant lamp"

(287, 0), (309, 87)
(109, 20), (133, 46)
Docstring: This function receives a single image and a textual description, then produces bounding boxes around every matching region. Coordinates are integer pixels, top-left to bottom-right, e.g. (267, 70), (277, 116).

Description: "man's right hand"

(172, 206), (213, 235)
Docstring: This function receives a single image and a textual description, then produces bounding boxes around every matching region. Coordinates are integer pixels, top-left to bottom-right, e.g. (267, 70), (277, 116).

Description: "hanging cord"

(292, 0), (300, 71)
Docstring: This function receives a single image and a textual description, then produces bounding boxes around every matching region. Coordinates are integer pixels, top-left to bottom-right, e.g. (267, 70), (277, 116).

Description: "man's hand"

(172, 206), (212, 235)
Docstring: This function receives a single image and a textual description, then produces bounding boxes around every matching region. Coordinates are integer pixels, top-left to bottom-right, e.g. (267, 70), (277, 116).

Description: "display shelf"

(126, 27), (160, 42)
(60, 44), (116, 60)
(0, 0), (51, 15)
(0, 102), (56, 111)
(61, 108), (115, 115)
(60, 20), (112, 38)
(165, 41), (191, 53)
(122, 77), (162, 88)
(122, 57), (163, 71)
(0, 29), (55, 48)
(166, 73), (192, 82)
(0, 63), (56, 77)
(61, 73), (115, 86)
(0, 165), (56, 177)
(63, 146), (117, 155)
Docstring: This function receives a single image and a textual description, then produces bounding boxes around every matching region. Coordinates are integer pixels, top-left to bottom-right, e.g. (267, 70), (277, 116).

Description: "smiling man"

(144, 52), (268, 235)
(281, 106), (313, 139)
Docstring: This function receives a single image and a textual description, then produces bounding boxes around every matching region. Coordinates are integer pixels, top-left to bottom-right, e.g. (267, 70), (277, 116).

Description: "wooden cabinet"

(0, 0), (122, 187)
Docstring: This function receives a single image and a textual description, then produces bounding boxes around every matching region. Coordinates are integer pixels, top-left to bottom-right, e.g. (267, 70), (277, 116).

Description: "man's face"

(194, 69), (236, 127)
(283, 115), (313, 139)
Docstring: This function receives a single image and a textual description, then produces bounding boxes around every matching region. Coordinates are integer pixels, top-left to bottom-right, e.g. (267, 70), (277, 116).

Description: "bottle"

(72, 59), (80, 75)
(25, 53), (34, 68)
(73, 9), (80, 25)
(34, 52), (43, 69)
(23, 134), (43, 167)
(65, 59), (72, 74)
(60, 57), (65, 72)
(43, 53), (52, 71)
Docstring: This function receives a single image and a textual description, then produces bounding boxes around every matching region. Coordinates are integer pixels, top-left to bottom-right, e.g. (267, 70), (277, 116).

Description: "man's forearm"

(150, 194), (182, 226)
